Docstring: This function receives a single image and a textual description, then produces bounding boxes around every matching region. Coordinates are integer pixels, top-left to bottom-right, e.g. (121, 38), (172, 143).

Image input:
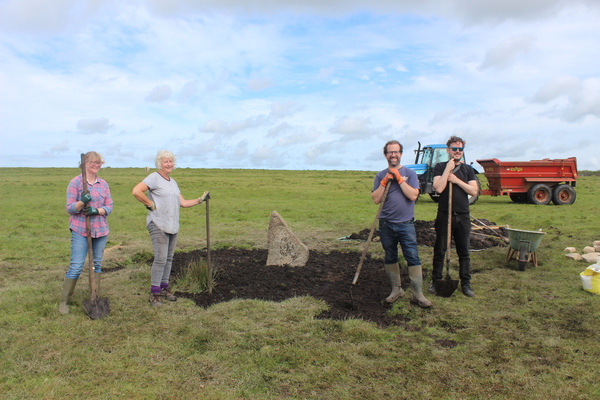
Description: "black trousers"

(432, 211), (471, 283)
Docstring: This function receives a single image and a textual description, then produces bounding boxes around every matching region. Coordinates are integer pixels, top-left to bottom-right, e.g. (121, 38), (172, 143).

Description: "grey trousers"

(148, 221), (179, 288)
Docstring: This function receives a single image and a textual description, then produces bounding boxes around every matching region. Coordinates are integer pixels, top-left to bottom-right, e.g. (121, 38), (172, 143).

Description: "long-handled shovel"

(434, 181), (459, 297)
(205, 194), (212, 295)
(80, 154), (110, 319)
(352, 183), (391, 285)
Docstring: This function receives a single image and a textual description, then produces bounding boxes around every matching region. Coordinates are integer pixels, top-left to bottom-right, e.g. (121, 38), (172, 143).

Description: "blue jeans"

(378, 219), (421, 266)
(65, 230), (108, 279)
(148, 221), (179, 288)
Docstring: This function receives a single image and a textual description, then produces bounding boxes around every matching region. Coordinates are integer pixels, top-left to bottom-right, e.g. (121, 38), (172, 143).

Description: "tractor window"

(433, 148), (450, 166)
(422, 149), (433, 166)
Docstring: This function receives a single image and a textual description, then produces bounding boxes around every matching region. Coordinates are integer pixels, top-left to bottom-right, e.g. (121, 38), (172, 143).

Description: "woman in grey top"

(132, 150), (210, 306)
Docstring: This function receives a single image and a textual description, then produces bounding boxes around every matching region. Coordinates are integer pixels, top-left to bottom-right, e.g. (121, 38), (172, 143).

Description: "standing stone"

(266, 211), (309, 267)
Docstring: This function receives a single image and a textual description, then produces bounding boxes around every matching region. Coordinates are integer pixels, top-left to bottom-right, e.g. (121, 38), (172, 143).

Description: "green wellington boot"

(58, 277), (78, 315)
(408, 265), (432, 308)
(384, 263), (405, 303)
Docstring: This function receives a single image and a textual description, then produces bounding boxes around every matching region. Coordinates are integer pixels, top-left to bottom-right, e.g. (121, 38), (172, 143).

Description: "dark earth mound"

(165, 219), (506, 328)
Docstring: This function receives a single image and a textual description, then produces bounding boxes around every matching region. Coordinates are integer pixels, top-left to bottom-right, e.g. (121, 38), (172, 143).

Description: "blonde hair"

(78, 151), (105, 168)
(155, 150), (177, 169)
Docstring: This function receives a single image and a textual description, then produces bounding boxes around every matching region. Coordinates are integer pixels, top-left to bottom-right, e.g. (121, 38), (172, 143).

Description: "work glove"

(80, 191), (92, 205)
(388, 168), (405, 184)
(83, 206), (99, 215)
(198, 191), (211, 203)
(146, 202), (156, 211)
(380, 173), (395, 187)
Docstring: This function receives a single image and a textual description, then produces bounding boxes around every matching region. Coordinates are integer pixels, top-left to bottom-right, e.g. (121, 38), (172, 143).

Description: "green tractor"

(403, 142), (481, 204)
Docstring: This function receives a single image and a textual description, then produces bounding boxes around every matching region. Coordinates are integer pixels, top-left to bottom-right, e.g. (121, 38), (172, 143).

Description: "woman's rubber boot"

(58, 277), (78, 315)
(384, 263), (405, 303)
(408, 265), (432, 308)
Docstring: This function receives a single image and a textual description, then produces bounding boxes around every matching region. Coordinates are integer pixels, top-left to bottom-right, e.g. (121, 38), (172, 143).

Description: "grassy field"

(0, 167), (599, 399)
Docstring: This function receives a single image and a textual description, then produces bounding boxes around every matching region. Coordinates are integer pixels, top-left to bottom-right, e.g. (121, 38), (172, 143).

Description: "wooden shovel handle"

(80, 153), (97, 300)
(352, 182), (391, 285)
(445, 182), (453, 272)
(205, 197), (212, 295)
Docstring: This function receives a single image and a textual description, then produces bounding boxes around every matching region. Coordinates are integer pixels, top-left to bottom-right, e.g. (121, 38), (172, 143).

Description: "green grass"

(0, 167), (599, 399)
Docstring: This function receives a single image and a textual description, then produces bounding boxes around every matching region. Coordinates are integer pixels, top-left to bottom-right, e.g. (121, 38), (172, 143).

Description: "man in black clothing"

(429, 136), (479, 297)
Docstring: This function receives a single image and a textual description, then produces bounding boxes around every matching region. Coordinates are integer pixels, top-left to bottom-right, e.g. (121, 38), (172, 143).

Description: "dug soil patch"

(168, 220), (506, 327)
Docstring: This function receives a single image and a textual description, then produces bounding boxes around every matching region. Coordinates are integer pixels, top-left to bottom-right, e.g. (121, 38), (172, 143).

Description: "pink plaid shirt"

(66, 175), (113, 238)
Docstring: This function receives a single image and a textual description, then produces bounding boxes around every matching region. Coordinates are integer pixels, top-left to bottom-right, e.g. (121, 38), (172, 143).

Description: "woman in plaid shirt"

(58, 152), (113, 315)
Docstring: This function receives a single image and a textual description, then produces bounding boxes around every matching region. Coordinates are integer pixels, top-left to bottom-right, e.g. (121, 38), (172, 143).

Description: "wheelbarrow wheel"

(518, 243), (529, 271)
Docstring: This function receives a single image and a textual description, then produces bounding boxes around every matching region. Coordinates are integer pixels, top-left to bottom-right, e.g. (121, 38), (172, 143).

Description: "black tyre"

(469, 175), (481, 205)
(551, 184), (576, 205)
(527, 183), (552, 205)
(518, 261), (527, 271)
(509, 193), (528, 203)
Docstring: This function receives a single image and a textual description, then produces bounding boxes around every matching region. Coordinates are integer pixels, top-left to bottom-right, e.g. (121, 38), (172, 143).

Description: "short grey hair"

(154, 150), (177, 169)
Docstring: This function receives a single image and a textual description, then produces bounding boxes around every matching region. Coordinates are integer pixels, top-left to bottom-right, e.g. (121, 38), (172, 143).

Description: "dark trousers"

(432, 211), (471, 283)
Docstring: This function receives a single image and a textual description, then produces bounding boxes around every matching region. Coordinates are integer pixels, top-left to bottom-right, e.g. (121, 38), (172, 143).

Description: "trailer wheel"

(509, 193), (527, 203)
(528, 183), (551, 205)
(552, 184), (576, 205)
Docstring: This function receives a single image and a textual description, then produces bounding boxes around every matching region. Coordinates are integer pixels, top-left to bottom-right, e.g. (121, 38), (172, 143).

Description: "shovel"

(80, 153), (110, 319)
(434, 181), (459, 297)
(352, 182), (391, 285)
(205, 193), (212, 295)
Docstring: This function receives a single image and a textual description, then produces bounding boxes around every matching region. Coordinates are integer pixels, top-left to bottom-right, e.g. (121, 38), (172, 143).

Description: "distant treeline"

(579, 170), (600, 176)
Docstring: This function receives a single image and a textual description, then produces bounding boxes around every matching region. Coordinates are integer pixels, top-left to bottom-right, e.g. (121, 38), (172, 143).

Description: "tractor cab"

(404, 142), (476, 203)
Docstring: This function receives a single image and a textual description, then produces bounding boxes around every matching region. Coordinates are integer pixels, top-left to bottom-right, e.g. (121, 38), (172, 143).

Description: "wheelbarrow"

(505, 227), (545, 271)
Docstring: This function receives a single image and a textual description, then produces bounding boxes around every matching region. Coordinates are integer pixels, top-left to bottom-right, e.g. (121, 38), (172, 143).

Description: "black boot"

(461, 282), (475, 297)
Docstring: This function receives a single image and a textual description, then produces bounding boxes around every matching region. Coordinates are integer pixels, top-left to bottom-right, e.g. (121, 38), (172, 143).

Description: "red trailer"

(476, 157), (578, 205)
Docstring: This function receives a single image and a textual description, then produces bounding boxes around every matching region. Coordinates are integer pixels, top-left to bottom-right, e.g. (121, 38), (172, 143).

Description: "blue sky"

(1, 0), (599, 171)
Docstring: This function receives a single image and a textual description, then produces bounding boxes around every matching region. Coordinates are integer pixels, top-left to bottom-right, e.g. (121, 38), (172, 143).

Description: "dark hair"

(447, 136), (465, 148)
(383, 140), (403, 155)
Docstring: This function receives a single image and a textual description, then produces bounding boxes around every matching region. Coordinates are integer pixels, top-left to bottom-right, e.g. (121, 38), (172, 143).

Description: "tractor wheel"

(468, 175), (481, 205)
(509, 193), (527, 203)
(527, 184), (552, 205)
(551, 184), (576, 205)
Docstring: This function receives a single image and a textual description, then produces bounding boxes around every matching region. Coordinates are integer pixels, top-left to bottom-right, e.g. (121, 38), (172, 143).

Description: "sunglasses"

(450, 147), (464, 152)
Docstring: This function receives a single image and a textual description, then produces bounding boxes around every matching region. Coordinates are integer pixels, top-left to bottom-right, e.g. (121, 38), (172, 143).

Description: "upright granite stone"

(266, 211), (309, 267)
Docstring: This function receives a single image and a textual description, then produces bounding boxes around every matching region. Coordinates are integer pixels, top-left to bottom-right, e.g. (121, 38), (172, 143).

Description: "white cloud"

(145, 85), (172, 103)
(270, 101), (304, 118)
(478, 34), (536, 70)
(329, 116), (391, 140)
(50, 139), (69, 153)
(199, 114), (273, 135)
(530, 76), (600, 122)
(247, 77), (273, 91)
(0, 0), (599, 170)
(76, 118), (111, 134)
